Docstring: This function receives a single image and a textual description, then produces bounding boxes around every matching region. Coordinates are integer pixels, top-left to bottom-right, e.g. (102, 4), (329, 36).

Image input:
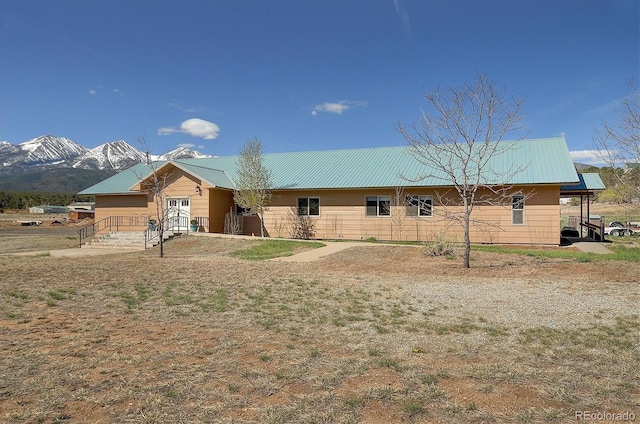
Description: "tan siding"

(95, 195), (149, 229)
(209, 189), (234, 233)
(162, 170), (207, 221)
(96, 165), (214, 231)
(261, 186), (561, 244)
(94, 167), (562, 244)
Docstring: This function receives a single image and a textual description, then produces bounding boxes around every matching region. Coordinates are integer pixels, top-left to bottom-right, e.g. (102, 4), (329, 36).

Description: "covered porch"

(560, 173), (606, 241)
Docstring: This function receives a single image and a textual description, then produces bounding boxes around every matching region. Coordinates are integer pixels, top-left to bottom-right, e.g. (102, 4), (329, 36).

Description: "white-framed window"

(298, 197), (320, 216)
(366, 195), (391, 216)
(168, 198), (189, 208)
(405, 195), (433, 217)
(512, 195), (524, 224)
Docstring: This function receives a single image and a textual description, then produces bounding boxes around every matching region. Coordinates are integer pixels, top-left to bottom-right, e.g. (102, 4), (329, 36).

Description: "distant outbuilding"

(28, 205), (69, 214)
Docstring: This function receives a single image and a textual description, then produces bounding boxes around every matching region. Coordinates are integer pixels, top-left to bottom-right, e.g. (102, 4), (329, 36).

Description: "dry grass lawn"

(0, 221), (638, 423)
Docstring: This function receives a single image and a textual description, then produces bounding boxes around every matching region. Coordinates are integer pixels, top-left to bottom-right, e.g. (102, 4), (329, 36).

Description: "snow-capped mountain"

(72, 140), (148, 171)
(19, 135), (88, 165)
(161, 146), (209, 160)
(0, 141), (20, 161)
(0, 135), (210, 175)
(1, 135), (87, 168)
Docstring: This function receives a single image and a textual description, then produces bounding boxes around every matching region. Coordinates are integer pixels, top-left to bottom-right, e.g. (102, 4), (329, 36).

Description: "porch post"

(580, 194), (584, 237)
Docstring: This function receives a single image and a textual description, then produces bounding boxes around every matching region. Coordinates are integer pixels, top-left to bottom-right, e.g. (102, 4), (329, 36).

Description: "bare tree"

(398, 72), (529, 268)
(593, 82), (640, 208)
(136, 136), (172, 258)
(234, 138), (273, 237)
(390, 186), (406, 241)
(224, 207), (243, 235)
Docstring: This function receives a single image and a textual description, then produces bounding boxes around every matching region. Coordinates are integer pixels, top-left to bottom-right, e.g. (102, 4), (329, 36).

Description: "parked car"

(561, 226), (580, 237)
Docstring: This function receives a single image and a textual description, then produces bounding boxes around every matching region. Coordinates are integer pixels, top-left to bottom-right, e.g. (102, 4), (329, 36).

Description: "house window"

(235, 205), (253, 216)
(168, 199), (189, 208)
(298, 197), (320, 216)
(512, 195), (524, 224)
(366, 196), (391, 216)
(405, 195), (433, 217)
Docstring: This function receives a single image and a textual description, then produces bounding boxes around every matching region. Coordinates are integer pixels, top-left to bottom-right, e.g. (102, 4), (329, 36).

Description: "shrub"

(425, 230), (456, 257)
(288, 207), (316, 239)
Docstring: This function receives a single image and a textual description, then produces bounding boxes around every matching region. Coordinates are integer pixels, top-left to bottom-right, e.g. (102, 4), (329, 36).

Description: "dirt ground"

(0, 213), (88, 253)
(0, 216), (638, 423)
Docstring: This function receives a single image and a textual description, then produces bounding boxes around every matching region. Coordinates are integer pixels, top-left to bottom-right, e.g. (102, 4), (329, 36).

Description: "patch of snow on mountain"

(161, 147), (211, 160)
(18, 135), (88, 165)
(73, 140), (147, 171)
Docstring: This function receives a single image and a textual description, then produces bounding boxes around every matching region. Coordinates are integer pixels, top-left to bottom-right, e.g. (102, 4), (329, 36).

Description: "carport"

(560, 173), (606, 240)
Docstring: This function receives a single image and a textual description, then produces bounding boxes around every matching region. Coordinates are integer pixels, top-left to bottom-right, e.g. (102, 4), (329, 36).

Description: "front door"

(167, 198), (190, 231)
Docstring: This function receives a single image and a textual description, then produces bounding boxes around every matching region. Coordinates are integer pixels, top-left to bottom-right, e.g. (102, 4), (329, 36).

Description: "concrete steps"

(83, 231), (178, 250)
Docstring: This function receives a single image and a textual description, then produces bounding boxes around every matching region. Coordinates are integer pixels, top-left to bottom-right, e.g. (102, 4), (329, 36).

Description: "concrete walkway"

(572, 242), (614, 254)
(269, 241), (364, 262)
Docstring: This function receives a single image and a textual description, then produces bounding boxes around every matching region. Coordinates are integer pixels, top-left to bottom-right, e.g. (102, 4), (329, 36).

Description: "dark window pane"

(298, 197), (308, 215)
(512, 195), (524, 210)
(366, 196), (377, 216)
(513, 210), (524, 224)
(309, 198), (320, 216)
(405, 195), (418, 216)
(419, 196), (433, 216)
(379, 197), (391, 216)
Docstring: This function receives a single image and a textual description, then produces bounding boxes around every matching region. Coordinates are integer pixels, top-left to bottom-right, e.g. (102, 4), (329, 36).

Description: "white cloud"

(311, 100), (367, 116)
(158, 118), (220, 140)
(569, 150), (612, 165)
(393, 0), (412, 37)
(178, 143), (195, 148)
(87, 86), (123, 96)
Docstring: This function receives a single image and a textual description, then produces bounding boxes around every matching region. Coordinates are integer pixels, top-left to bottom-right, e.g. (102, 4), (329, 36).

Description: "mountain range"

(1, 135), (599, 194)
(0, 135), (210, 192)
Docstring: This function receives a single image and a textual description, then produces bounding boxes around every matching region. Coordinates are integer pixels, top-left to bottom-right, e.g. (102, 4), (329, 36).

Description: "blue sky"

(1, 0), (638, 164)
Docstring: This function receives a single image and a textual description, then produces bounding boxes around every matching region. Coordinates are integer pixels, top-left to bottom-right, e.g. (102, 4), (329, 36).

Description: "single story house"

(79, 137), (602, 245)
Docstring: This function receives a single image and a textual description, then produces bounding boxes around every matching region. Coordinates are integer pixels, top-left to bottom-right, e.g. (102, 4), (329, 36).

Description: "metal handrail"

(144, 216), (191, 248)
(78, 215), (149, 247)
(81, 215), (210, 249)
(194, 216), (209, 231)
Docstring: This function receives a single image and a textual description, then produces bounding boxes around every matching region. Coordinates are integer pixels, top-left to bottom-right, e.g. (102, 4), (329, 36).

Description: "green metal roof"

(560, 173), (606, 194)
(155, 161), (235, 189)
(79, 137), (579, 195)
(579, 173), (606, 190)
(79, 163), (150, 195)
